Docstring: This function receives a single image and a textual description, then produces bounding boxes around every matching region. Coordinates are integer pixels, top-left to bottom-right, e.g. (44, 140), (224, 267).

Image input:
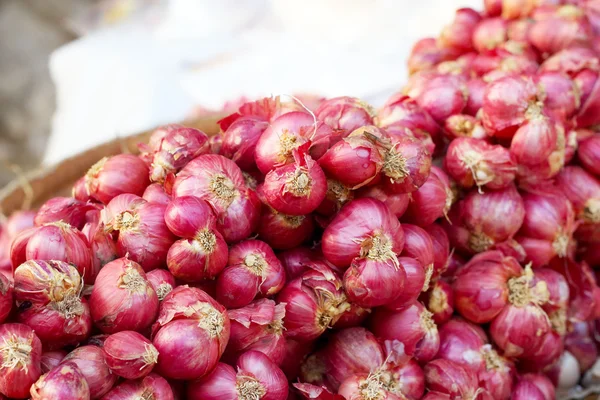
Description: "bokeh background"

(0, 0), (478, 187)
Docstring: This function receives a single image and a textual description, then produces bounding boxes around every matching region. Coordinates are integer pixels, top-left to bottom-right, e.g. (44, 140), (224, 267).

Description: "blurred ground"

(0, 0), (94, 187)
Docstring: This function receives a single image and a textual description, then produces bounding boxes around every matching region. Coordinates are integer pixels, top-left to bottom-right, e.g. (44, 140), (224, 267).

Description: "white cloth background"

(45, 0), (481, 164)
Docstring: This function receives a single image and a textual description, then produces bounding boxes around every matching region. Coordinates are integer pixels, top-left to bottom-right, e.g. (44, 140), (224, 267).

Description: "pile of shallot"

(2, 1), (600, 399)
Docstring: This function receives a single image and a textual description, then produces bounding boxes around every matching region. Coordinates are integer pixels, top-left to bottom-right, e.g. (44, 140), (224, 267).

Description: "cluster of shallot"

(1, 2), (600, 399)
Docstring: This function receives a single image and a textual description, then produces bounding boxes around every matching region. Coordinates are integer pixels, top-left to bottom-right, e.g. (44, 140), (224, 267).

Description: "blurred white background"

(44, 0), (480, 164)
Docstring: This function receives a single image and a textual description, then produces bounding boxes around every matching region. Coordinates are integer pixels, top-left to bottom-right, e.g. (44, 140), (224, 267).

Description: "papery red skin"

(61, 345), (116, 398)
(89, 258), (159, 333)
(436, 318), (487, 372)
(427, 224), (450, 275)
(236, 351), (288, 400)
(0, 323), (42, 399)
(453, 251), (522, 323)
(315, 179), (354, 217)
(424, 359), (479, 398)
(400, 224), (435, 277)
(146, 269), (176, 301)
(164, 196), (217, 238)
(338, 373), (404, 400)
(73, 177), (92, 202)
(375, 94), (440, 142)
(510, 115), (561, 171)
(209, 133), (223, 154)
(104, 331), (158, 379)
(579, 134), (600, 176)
(186, 362), (237, 400)
(481, 75), (539, 135)
(262, 151), (327, 216)
(34, 197), (92, 230)
(224, 299), (286, 365)
(565, 322), (598, 372)
(322, 198), (404, 268)
(142, 183), (170, 205)
(149, 127), (210, 183)
(516, 191), (575, 268)
(293, 382), (344, 400)
(514, 374), (555, 400)
(473, 18), (508, 53)
(407, 74), (467, 124)
(343, 255), (406, 308)
(277, 265), (347, 341)
(221, 117), (268, 170)
(489, 302), (551, 358)
(167, 232), (228, 282)
(30, 361), (90, 400)
(384, 257), (425, 311)
(255, 111), (324, 174)
(315, 96), (374, 138)
(465, 78), (486, 115)
(356, 185), (409, 218)
(407, 38), (458, 74)
(444, 137), (516, 190)
(216, 239), (285, 308)
(280, 339), (314, 380)
(152, 286), (229, 380)
(528, 6), (593, 55)
(85, 154), (149, 204)
(24, 222), (92, 281)
(318, 134), (383, 189)
(556, 166), (600, 219)
(277, 247), (319, 281)
(371, 301), (440, 362)
(540, 47), (599, 76)
(172, 154), (260, 243)
(443, 252), (465, 279)
(257, 208), (314, 250)
(103, 194), (146, 224)
(383, 359), (425, 400)
(382, 136), (432, 194)
(41, 350), (67, 374)
(536, 72), (580, 121)
(101, 373), (174, 400)
(478, 353), (514, 400)
(531, 268), (569, 311)
(321, 328), (385, 391)
(87, 222), (118, 284)
(425, 280), (454, 325)
(549, 257), (597, 322)
(334, 303), (370, 329)
(439, 8), (481, 53)
(14, 260), (90, 347)
(0, 273), (12, 324)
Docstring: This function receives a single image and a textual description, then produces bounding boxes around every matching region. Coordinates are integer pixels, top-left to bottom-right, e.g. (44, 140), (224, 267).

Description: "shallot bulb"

(400, 224), (435, 285)
(278, 263), (349, 341)
(14, 260), (91, 347)
(385, 257), (426, 310)
(221, 117), (268, 170)
(316, 327), (385, 391)
(105, 195), (176, 271)
(444, 137), (516, 190)
(146, 269), (176, 301)
(225, 299), (287, 365)
(446, 185), (525, 254)
(565, 321), (598, 372)
(216, 240), (285, 308)
(258, 208), (315, 250)
(149, 127), (210, 183)
(423, 359), (482, 400)
(61, 345), (116, 398)
(473, 17), (507, 52)
(0, 323), (42, 399)
(356, 185), (408, 219)
(143, 183), (170, 205)
(317, 179), (355, 216)
(261, 148), (327, 215)
(104, 331), (158, 379)
(20, 221), (92, 283)
(424, 280), (454, 325)
(439, 8), (481, 53)
(443, 114), (487, 140)
(34, 197), (93, 230)
(529, 4), (593, 55)
(164, 196), (217, 238)
(187, 351), (288, 400)
(375, 94), (440, 143)
(536, 71), (580, 121)
(318, 129), (383, 189)
(89, 257), (159, 333)
(315, 96), (374, 139)
(322, 198), (404, 268)
(167, 230), (228, 283)
(428, 223), (451, 275)
(371, 301), (440, 363)
(101, 373), (173, 400)
(405, 73), (468, 124)
(172, 154), (260, 243)
(579, 134), (600, 176)
(152, 286), (230, 380)
(516, 191), (576, 267)
(403, 167), (453, 226)
(30, 361), (90, 400)
(556, 166), (600, 241)
(512, 374), (555, 400)
(85, 154), (149, 204)
(41, 350), (67, 374)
